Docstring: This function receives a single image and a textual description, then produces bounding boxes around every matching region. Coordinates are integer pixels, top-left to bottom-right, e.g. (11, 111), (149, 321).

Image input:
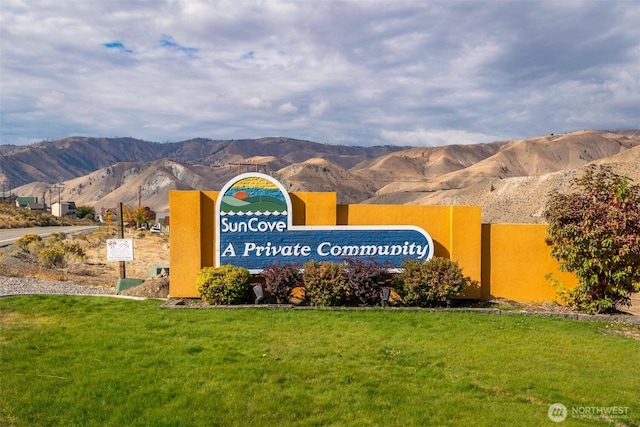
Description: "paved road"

(0, 226), (99, 247)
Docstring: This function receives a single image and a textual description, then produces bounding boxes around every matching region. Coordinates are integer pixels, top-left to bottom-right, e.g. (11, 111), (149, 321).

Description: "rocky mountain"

(7, 130), (640, 223)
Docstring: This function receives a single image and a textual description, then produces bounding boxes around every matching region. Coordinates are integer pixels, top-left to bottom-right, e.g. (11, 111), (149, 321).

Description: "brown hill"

(367, 143), (640, 223)
(351, 141), (505, 191)
(0, 136), (405, 186)
(368, 130), (639, 195)
(9, 129), (640, 223)
(17, 160), (243, 213)
(276, 158), (376, 204)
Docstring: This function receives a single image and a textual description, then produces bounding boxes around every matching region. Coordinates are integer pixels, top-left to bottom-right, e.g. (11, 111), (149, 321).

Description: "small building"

(16, 196), (38, 208)
(52, 201), (77, 219)
(26, 203), (45, 212)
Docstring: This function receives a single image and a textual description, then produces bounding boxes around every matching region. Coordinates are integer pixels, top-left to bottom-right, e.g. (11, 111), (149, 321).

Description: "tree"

(132, 206), (151, 228)
(544, 165), (640, 313)
(123, 205), (134, 226)
(76, 205), (95, 220)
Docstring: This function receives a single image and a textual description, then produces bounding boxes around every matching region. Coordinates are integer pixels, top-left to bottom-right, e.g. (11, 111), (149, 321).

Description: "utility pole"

(1, 180), (11, 202)
(138, 185), (142, 208)
(119, 202), (126, 279)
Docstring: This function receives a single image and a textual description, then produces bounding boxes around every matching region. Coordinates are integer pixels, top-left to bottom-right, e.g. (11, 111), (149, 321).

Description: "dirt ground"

(1, 228), (639, 316)
(0, 229), (170, 298)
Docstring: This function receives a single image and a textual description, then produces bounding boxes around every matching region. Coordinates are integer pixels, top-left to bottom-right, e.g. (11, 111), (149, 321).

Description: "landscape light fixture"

(381, 287), (391, 307)
(253, 284), (265, 305)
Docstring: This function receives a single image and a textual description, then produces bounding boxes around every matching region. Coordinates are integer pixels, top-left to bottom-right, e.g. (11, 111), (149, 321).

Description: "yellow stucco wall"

(169, 189), (577, 302)
(290, 192), (337, 226)
(481, 224), (579, 302)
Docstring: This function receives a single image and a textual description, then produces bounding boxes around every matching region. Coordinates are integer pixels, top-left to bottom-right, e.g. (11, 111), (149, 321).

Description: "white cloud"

(277, 102), (298, 114)
(36, 91), (66, 109)
(0, 0), (638, 146)
(242, 96), (272, 110)
(380, 128), (500, 147)
(309, 100), (329, 119)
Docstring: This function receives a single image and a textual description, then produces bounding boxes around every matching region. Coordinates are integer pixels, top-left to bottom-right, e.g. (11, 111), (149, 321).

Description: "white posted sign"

(106, 239), (134, 262)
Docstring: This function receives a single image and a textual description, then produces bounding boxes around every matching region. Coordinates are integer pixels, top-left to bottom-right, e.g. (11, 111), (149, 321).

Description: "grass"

(1, 296), (639, 427)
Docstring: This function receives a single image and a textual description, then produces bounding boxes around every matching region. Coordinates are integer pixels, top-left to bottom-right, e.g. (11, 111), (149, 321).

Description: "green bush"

(303, 261), (348, 307)
(398, 257), (473, 307)
(38, 246), (66, 268)
(261, 262), (302, 304)
(195, 265), (251, 305)
(76, 205), (95, 220)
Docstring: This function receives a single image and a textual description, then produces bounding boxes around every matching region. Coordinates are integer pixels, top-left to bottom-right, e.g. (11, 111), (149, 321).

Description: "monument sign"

(215, 173), (434, 273)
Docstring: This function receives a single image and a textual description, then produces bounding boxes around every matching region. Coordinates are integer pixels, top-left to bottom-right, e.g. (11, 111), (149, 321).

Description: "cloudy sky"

(1, 0), (638, 147)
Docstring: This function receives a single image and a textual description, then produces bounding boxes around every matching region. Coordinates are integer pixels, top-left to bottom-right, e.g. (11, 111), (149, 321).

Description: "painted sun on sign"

(219, 176), (288, 215)
(216, 173), (434, 273)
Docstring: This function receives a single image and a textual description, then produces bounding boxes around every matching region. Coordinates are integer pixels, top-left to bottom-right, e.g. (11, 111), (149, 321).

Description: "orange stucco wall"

(168, 190), (217, 298)
(481, 223), (578, 302)
(169, 189), (576, 302)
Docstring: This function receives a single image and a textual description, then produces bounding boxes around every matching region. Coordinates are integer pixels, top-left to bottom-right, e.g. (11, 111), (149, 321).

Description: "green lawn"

(1, 295), (638, 426)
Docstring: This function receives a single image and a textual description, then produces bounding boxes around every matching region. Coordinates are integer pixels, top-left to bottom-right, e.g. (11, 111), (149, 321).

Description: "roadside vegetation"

(0, 202), (72, 228)
(0, 296), (638, 427)
(0, 227), (168, 287)
(1, 229), (114, 282)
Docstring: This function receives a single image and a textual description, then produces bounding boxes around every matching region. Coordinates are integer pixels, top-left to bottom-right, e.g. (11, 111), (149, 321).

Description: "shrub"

(47, 232), (67, 243)
(398, 257), (473, 307)
(195, 265), (251, 305)
(26, 240), (46, 256)
(303, 261), (348, 306)
(261, 262), (302, 304)
(15, 234), (42, 252)
(91, 228), (116, 241)
(344, 259), (391, 306)
(544, 165), (640, 313)
(38, 246), (66, 268)
(59, 241), (85, 260)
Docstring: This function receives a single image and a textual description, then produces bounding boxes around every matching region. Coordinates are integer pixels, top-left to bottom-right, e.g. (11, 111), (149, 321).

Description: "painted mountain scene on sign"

(220, 176), (288, 214)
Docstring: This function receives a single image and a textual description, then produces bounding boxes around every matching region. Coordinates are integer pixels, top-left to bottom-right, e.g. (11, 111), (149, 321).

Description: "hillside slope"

(9, 130), (640, 223)
(0, 137), (405, 186)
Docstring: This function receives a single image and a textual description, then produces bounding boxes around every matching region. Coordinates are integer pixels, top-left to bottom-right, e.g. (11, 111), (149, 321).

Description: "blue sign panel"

(216, 173), (434, 273)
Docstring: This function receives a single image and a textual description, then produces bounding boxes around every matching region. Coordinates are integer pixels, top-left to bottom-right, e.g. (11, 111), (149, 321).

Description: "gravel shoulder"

(0, 276), (115, 297)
